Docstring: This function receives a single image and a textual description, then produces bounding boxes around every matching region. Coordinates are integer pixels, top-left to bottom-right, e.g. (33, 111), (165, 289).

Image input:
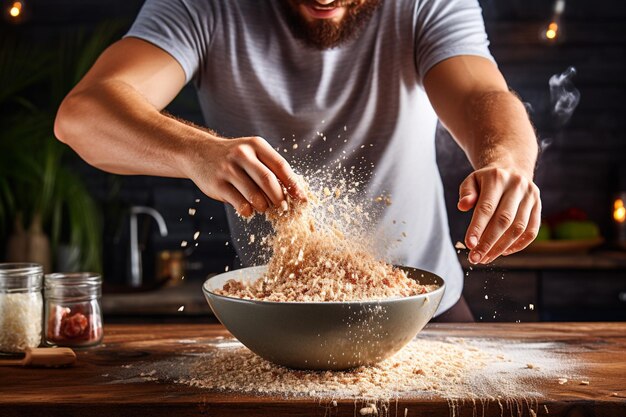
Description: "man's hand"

(54, 38), (306, 217)
(182, 134), (306, 218)
(458, 165), (541, 264)
(423, 56), (540, 264)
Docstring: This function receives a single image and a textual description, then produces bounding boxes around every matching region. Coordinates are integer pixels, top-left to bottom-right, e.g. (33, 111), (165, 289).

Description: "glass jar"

(44, 272), (103, 347)
(0, 263), (44, 353)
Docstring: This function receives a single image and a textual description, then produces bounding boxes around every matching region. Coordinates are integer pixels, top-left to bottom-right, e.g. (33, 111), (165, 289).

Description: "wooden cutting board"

(0, 323), (624, 417)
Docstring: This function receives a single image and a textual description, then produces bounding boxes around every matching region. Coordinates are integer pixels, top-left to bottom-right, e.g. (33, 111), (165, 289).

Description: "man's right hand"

(54, 38), (306, 217)
(183, 134), (306, 217)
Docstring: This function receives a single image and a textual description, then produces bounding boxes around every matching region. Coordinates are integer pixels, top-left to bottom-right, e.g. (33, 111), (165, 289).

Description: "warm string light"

(542, 0), (566, 42)
(545, 22), (558, 40)
(7, 1), (23, 19)
(614, 199), (626, 223)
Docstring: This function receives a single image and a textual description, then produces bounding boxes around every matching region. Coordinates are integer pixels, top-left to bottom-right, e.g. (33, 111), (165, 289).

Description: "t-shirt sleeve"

(124, 0), (212, 84)
(414, 0), (494, 81)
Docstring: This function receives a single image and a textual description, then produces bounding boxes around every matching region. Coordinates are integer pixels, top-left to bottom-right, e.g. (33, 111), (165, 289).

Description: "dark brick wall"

(4, 0), (625, 279)
(438, 0), (626, 243)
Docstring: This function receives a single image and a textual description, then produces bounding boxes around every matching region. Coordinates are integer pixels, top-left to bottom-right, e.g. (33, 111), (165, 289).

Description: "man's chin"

(282, 0), (383, 50)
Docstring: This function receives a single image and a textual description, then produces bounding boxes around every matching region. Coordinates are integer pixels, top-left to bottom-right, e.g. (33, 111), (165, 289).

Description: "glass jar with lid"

(0, 263), (44, 353)
(44, 272), (103, 347)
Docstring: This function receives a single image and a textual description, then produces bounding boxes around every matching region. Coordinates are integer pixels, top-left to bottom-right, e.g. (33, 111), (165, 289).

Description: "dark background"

(2, 0), (626, 320)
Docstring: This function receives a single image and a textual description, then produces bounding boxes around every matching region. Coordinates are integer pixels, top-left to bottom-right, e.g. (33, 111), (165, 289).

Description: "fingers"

(227, 167), (270, 213)
(480, 191), (534, 263)
(502, 201), (541, 255)
(250, 137), (307, 200)
(464, 172), (505, 252)
(463, 167), (541, 264)
(468, 183), (526, 263)
(241, 158), (286, 207)
(458, 173), (478, 212)
(219, 183), (254, 217)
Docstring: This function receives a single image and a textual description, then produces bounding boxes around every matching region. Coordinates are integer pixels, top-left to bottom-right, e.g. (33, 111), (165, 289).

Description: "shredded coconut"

(217, 179), (436, 302)
(110, 335), (578, 409)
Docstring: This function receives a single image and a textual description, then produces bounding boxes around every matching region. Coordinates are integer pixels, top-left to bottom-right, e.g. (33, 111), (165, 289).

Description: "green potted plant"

(0, 22), (124, 272)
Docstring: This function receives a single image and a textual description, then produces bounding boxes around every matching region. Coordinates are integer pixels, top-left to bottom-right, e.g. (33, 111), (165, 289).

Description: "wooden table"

(1, 323), (625, 416)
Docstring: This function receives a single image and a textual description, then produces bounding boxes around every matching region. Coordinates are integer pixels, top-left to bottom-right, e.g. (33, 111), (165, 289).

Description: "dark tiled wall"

(4, 0), (626, 277)
(438, 0), (626, 243)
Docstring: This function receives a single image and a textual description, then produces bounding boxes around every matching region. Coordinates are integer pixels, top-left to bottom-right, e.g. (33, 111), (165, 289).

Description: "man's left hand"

(458, 165), (541, 264)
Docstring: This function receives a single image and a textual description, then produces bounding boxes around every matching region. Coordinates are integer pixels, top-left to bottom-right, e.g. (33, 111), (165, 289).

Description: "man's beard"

(281, 0), (383, 50)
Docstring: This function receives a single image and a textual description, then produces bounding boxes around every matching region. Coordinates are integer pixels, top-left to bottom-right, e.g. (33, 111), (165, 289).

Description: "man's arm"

(55, 38), (305, 217)
(423, 55), (541, 264)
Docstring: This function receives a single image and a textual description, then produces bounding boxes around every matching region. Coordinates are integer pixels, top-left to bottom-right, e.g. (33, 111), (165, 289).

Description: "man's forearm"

(54, 80), (200, 178)
(458, 90), (538, 178)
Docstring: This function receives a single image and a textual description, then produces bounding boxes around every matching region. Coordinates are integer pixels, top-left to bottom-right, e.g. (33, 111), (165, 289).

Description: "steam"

(549, 66), (580, 127)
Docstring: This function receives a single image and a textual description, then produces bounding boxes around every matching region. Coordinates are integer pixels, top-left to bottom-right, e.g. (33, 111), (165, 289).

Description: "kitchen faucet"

(129, 206), (168, 287)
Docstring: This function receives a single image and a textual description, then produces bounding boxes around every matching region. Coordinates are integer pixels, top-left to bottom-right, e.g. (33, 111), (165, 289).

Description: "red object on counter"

(44, 272), (103, 348)
(545, 207), (589, 228)
(47, 304), (103, 346)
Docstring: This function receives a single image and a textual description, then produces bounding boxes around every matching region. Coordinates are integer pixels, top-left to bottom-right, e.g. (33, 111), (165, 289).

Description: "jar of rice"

(0, 263), (44, 353)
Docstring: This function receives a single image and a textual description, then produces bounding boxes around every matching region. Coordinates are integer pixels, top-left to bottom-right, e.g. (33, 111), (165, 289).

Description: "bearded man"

(54, 0), (541, 320)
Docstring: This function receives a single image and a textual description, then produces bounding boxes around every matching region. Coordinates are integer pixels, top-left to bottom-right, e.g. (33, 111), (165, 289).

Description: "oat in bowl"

(203, 180), (445, 370)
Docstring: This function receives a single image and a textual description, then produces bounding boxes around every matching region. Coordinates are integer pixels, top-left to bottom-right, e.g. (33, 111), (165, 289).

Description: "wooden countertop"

(102, 278), (212, 317)
(458, 250), (626, 270)
(1, 323), (625, 416)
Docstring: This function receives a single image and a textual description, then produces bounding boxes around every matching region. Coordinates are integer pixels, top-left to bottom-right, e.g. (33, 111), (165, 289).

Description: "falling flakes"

(193, 231), (200, 240)
(188, 208), (196, 216)
(225, 241), (229, 246)
(225, 266), (230, 272)
(343, 125), (347, 131)
(195, 199), (200, 203)
(180, 241), (188, 248)
(484, 295), (489, 300)
(455, 241), (467, 250)
(181, 275), (185, 280)
(292, 143), (298, 150)
(177, 306), (185, 312)
(249, 234), (255, 244)
(529, 304), (535, 310)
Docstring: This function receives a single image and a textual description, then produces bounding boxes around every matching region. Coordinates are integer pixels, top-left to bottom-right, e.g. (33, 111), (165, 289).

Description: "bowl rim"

(202, 264), (446, 306)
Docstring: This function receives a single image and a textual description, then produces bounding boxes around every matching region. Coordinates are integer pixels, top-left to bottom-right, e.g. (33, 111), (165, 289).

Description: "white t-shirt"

(126, 0), (494, 314)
